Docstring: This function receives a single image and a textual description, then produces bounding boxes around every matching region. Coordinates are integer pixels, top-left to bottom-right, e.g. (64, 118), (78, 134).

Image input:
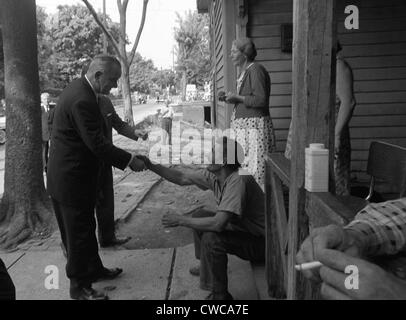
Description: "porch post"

(287, 0), (337, 299)
(223, 0), (237, 127)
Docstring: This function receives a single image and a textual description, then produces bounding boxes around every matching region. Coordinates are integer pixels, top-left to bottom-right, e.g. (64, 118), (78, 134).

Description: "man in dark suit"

(96, 94), (148, 247)
(47, 55), (145, 300)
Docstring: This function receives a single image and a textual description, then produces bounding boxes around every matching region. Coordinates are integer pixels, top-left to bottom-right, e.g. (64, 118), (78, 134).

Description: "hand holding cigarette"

(295, 261), (323, 271)
(296, 224), (362, 282)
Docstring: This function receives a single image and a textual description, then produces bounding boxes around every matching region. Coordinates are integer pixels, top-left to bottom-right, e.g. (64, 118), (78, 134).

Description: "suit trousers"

(161, 118), (172, 145)
(95, 166), (115, 244)
(0, 258), (15, 300)
(52, 198), (104, 289)
(192, 209), (265, 293)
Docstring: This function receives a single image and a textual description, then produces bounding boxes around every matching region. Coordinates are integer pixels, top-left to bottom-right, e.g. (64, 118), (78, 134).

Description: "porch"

(199, 0), (406, 299)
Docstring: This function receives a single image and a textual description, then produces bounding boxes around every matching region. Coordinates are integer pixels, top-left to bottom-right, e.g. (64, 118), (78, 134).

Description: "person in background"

(47, 100), (56, 140)
(41, 92), (51, 173)
(137, 137), (266, 300)
(222, 37), (276, 191)
(296, 198), (406, 299)
(333, 41), (357, 196)
(285, 41), (356, 196)
(161, 99), (174, 145)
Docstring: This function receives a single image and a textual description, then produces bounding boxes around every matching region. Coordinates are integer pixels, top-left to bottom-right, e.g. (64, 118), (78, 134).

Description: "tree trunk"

(118, 1), (134, 126)
(82, 0), (149, 126)
(0, 0), (54, 249)
(181, 69), (187, 102)
(121, 62), (134, 126)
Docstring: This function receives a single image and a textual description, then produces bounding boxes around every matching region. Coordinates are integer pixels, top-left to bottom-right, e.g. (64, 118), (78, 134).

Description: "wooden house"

(197, 0), (406, 299)
(198, 0), (406, 185)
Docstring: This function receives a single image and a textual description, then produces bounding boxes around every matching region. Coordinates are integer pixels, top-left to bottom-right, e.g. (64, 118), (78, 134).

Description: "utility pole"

(172, 46), (175, 71)
(102, 0), (108, 53)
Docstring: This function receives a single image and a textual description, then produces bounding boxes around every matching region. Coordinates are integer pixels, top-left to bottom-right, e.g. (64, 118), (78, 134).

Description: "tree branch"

(129, 0), (149, 66)
(82, 0), (122, 60)
(123, 0), (129, 12)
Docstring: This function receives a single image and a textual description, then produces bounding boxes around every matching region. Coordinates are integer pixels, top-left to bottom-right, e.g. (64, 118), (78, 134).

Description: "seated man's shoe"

(70, 287), (108, 300)
(205, 291), (234, 300)
(93, 267), (123, 282)
(189, 265), (200, 277)
(100, 236), (131, 248)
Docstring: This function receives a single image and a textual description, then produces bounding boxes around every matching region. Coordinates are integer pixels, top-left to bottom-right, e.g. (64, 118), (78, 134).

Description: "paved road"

(115, 102), (163, 124)
(0, 102), (161, 196)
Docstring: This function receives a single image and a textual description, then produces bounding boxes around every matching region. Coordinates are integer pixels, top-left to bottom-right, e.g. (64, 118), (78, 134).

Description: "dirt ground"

(113, 121), (217, 250)
(116, 178), (216, 250)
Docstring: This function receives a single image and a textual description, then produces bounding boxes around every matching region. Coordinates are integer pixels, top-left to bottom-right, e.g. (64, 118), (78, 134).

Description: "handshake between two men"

(128, 154), (153, 172)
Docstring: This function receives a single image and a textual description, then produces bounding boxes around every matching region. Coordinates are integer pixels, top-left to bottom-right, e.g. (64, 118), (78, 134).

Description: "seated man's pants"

(0, 258), (15, 300)
(192, 209), (265, 293)
(52, 198), (104, 290)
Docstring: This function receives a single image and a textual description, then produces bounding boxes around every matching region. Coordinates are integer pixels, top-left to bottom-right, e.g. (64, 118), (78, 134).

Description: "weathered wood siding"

(338, 0), (406, 182)
(247, 0), (293, 153)
(247, 0), (406, 182)
(209, 0), (237, 130)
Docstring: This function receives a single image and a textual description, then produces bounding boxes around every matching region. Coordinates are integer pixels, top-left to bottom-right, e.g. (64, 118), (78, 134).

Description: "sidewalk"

(2, 243), (259, 300)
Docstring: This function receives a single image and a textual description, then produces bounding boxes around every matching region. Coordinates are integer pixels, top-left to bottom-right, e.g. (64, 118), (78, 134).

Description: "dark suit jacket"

(47, 77), (131, 207)
(234, 62), (271, 119)
(98, 95), (139, 143)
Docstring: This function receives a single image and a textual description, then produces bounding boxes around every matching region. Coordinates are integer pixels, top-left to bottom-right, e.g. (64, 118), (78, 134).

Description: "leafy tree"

(0, 0), (53, 249)
(83, 0), (149, 126)
(174, 11), (210, 101)
(152, 69), (176, 93)
(129, 52), (156, 93)
(37, 6), (58, 92)
(1, 6), (56, 95)
(47, 4), (121, 89)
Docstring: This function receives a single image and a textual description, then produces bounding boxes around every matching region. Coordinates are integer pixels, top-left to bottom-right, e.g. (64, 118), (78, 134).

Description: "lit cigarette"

(295, 261), (323, 271)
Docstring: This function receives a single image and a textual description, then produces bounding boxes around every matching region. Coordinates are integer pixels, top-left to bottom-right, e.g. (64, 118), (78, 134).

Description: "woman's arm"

(335, 59), (356, 151)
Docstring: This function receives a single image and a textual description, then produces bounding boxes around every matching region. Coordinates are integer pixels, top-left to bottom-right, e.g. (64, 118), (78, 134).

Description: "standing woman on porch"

(285, 42), (356, 196)
(223, 38), (275, 190)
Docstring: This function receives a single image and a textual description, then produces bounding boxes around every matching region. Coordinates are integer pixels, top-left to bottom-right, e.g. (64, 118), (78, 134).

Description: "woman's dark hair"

(234, 37), (257, 62)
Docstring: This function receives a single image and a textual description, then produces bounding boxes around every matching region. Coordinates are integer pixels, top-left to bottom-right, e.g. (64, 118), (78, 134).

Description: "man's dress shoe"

(93, 267), (123, 282)
(100, 236), (131, 248)
(70, 287), (108, 300)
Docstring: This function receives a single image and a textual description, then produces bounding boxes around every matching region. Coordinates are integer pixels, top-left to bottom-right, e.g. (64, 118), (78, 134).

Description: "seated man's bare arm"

(137, 156), (213, 190)
(163, 210), (234, 233)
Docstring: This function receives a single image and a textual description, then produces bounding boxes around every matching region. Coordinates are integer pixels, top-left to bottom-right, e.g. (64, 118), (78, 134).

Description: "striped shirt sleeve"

(344, 198), (406, 256)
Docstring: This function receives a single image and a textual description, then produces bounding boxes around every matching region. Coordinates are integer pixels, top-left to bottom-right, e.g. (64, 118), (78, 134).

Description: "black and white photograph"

(0, 0), (406, 308)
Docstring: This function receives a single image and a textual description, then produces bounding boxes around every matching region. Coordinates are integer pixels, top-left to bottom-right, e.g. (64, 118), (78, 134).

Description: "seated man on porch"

(296, 197), (406, 299)
(137, 137), (265, 300)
